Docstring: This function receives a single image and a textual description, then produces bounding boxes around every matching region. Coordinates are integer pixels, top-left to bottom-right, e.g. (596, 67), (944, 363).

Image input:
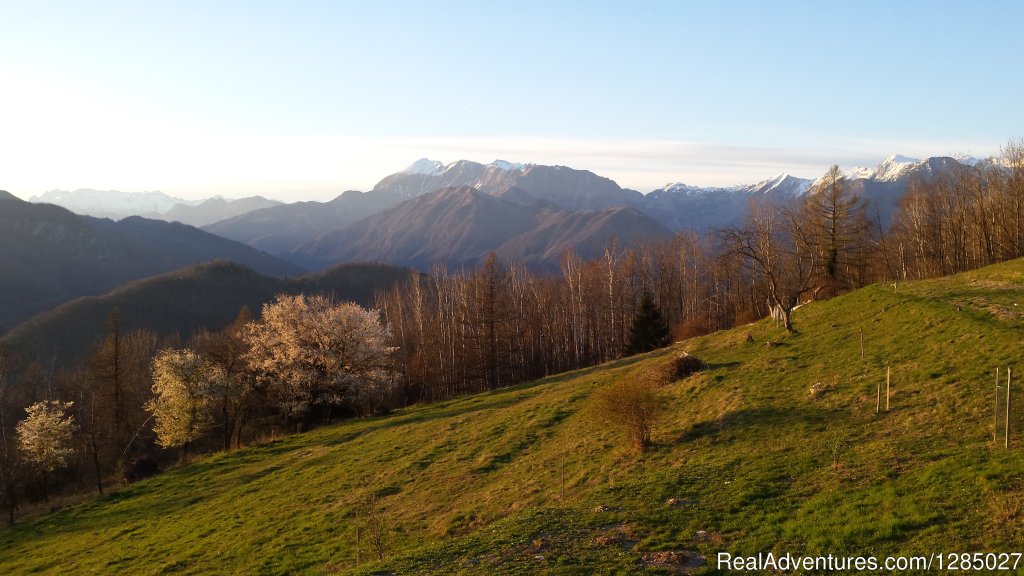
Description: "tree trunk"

(5, 484), (14, 525)
(90, 434), (104, 495)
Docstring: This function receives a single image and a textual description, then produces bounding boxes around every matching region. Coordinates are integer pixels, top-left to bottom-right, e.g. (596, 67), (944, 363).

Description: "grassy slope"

(4, 261), (1024, 574)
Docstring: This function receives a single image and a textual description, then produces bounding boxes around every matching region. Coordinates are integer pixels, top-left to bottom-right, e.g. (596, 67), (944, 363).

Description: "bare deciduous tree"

(721, 199), (815, 331)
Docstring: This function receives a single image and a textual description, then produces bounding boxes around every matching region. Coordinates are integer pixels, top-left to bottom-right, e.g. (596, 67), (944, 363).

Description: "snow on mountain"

(747, 173), (813, 197)
(838, 154), (922, 183)
(652, 173), (810, 198)
(872, 154), (921, 182)
(844, 166), (876, 180)
(400, 158), (446, 176)
(30, 189), (200, 219)
(953, 154), (982, 167)
(653, 182), (745, 196)
(489, 160), (527, 171)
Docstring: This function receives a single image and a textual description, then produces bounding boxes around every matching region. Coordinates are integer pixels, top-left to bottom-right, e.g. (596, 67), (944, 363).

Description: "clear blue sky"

(1, 0), (1021, 200)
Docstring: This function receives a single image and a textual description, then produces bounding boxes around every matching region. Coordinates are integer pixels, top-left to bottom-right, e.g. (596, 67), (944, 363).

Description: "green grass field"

(4, 260), (1024, 574)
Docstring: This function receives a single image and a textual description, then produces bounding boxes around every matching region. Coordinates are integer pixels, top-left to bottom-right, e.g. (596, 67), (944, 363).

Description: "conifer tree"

(625, 292), (670, 355)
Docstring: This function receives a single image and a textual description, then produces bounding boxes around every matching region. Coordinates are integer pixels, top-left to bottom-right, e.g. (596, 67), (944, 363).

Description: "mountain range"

(200, 154), (987, 269)
(291, 186), (672, 271)
(31, 188), (282, 225)
(0, 191), (300, 334)
(20, 153), (996, 278)
(2, 151), (1004, 362)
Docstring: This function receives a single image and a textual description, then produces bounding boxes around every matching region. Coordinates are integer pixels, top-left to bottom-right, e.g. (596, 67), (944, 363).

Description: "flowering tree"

(16, 400), (76, 477)
(243, 294), (396, 421)
(146, 349), (226, 454)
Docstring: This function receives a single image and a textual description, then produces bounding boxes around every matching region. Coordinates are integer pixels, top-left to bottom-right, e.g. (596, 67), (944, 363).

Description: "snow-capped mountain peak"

(400, 158), (446, 176)
(844, 166), (875, 180)
(488, 159), (527, 171)
(30, 188), (199, 218)
(872, 154), (921, 182)
(749, 173), (813, 197)
(885, 154), (920, 165)
(953, 154), (982, 167)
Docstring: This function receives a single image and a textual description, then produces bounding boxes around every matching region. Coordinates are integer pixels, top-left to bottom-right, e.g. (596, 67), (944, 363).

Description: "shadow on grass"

(322, 354), (658, 447)
(680, 406), (832, 443)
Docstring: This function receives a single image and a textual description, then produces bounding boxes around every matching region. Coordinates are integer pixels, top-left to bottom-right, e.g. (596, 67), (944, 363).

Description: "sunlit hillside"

(3, 259), (1024, 574)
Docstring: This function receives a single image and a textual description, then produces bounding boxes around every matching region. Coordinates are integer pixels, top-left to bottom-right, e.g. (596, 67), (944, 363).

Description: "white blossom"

(17, 400), (76, 472)
(147, 348), (225, 449)
(243, 294), (396, 414)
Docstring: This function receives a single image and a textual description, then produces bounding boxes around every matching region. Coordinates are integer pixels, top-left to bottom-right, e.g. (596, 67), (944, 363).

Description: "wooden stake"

(886, 366), (891, 411)
(560, 453), (565, 501)
(876, 380), (881, 414)
(860, 328), (865, 360)
(996, 368), (1001, 444)
(1007, 368), (1012, 450)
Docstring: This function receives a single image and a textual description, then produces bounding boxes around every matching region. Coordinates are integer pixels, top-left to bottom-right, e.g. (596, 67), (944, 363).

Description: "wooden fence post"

(886, 366), (891, 411)
(1007, 368), (1013, 450)
(560, 453), (565, 501)
(996, 368), (1001, 444)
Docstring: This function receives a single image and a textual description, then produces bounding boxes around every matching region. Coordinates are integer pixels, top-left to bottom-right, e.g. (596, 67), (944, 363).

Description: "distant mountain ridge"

(160, 196), (283, 227)
(196, 153), (992, 271)
(203, 190), (406, 254)
(1, 260), (415, 366)
(0, 191), (301, 333)
(28, 153), (996, 276)
(292, 186), (673, 272)
(373, 159), (644, 212)
(31, 188), (196, 219)
(30, 188), (282, 225)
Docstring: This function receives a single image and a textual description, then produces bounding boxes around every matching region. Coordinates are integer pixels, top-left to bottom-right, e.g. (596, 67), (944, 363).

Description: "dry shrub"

(733, 308), (762, 325)
(593, 375), (666, 452)
(672, 353), (706, 380)
(672, 317), (712, 341)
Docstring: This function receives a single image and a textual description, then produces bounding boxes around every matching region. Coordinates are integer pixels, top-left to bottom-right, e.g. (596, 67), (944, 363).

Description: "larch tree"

(193, 307), (257, 450)
(243, 294), (397, 423)
(146, 349), (225, 457)
(796, 164), (869, 294)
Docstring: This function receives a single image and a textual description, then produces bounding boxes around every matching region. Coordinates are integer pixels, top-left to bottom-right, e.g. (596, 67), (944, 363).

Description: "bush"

(672, 317), (712, 341)
(672, 353), (706, 379)
(593, 375), (666, 452)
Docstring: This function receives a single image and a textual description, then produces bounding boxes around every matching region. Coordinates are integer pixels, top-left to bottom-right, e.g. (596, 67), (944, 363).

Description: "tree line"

(0, 140), (1021, 523)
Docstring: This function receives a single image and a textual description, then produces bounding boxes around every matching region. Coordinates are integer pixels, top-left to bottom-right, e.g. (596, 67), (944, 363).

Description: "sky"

(1, 0), (1022, 201)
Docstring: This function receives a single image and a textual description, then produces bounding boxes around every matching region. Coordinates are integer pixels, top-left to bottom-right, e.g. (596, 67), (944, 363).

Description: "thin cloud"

(1, 132), (1008, 201)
